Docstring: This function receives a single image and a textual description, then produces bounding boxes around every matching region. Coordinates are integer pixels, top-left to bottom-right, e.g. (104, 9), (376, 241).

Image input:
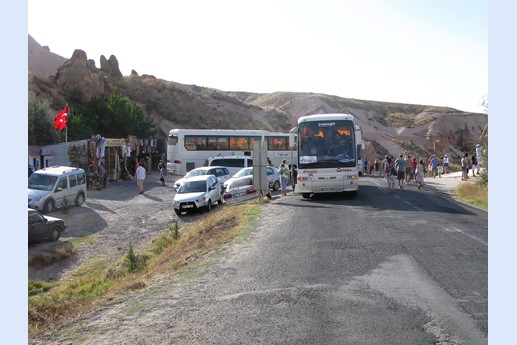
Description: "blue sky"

(28, 0), (487, 113)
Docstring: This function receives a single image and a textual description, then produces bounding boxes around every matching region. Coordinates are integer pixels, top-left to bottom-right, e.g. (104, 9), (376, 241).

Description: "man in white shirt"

(136, 162), (146, 194)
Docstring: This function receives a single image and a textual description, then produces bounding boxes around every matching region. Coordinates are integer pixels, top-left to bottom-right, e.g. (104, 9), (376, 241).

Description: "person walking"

(158, 160), (166, 186)
(395, 154), (406, 189)
(461, 153), (469, 181)
(471, 155), (478, 177)
(415, 159), (425, 189)
(443, 154), (450, 174)
(98, 162), (108, 189)
(404, 155), (412, 184)
(290, 164), (298, 193)
(385, 157), (396, 193)
(411, 157), (417, 183)
(136, 161), (146, 194)
(278, 160), (289, 196)
(430, 155), (439, 178)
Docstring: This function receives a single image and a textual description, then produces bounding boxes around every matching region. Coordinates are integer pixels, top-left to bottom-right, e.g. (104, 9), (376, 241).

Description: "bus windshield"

(298, 120), (355, 169)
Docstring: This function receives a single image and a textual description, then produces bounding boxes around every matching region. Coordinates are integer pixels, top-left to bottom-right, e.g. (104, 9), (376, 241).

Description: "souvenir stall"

(84, 135), (162, 188)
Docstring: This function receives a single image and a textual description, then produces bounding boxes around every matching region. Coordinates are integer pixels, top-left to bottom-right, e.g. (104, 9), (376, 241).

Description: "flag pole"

(65, 102), (68, 143)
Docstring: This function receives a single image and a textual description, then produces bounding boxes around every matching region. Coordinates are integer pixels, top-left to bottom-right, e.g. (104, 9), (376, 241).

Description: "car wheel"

(75, 192), (85, 207)
(273, 180), (280, 191)
(174, 209), (182, 216)
(206, 200), (212, 212)
(302, 193), (311, 199)
(48, 227), (61, 241)
(43, 199), (55, 213)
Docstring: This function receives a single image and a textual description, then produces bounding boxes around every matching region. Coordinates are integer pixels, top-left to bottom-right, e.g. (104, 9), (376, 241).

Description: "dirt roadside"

(28, 172), (201, 282)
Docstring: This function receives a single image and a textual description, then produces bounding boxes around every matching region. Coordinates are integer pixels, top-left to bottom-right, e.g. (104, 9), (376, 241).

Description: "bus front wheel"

(301, 193), (311, 199)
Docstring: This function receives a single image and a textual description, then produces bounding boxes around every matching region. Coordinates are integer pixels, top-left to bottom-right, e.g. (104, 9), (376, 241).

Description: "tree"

(76, 93), (155, 139)
(28, 91), (58, 145)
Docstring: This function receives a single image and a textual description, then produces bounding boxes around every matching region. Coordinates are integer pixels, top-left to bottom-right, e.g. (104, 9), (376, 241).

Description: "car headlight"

(32, 195), (42, 201)
(196, 197), (207, 203)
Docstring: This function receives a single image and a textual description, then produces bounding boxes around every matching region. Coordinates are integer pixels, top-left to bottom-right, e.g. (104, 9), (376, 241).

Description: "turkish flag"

(53, 107), (68, 131)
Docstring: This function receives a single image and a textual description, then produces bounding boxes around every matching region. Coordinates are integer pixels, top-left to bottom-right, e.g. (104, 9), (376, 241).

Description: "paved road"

(30, 174), (487, 345)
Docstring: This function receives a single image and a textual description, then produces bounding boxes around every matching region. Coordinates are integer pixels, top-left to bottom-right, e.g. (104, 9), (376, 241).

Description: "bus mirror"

(289, 132), (295, 148)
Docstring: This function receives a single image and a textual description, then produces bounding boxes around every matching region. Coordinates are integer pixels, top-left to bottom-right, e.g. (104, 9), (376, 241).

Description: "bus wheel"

(301, 193), (311, 199)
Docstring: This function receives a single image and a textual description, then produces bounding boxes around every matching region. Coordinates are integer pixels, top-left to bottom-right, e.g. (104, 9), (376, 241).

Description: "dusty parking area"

(28, 173), (212, 282)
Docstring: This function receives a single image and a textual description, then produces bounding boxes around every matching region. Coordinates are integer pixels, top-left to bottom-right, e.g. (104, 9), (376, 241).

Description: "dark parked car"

(28, 208), (66, 242)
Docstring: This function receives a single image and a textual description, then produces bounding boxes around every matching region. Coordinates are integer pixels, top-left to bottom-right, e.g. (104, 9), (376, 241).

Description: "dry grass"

(28, 202), (262, 337)
(28, 241), (75, 269)
(454, 180), (488, 210)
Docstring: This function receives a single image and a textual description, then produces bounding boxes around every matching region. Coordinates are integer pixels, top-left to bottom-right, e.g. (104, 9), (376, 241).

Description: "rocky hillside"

(28, 35), (487, 161)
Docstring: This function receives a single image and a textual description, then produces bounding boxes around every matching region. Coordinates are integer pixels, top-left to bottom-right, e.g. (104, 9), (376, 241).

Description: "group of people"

(460, 153), (479, 181)
(375, 151), (480, 193)
(382, 154), (428, 192)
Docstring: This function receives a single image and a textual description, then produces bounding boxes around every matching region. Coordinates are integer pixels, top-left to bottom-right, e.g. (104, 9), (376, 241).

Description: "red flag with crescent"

(53, 107), (68, 131)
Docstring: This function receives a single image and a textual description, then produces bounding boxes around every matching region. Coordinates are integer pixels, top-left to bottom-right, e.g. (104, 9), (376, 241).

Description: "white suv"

(173, 175), (223, 215)
(28, 166), (87, 213)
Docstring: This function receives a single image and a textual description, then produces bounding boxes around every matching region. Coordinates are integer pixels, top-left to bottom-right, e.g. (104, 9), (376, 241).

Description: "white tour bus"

(296, 114), (359, 198)
(355, 125), (365, 175)
(167, 129), (297, 175)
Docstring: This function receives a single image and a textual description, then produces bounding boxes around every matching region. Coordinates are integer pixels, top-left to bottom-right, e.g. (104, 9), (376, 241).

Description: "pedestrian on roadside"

(381, 155), (389, 177)
(158, 160), (166, 186)
(471, 155), (478, 177)
(395, 154), (406, 189)
(290, 164), (298, 192)
(363, 158), (369, 175)
(443, 154), (450, 174)
(427, 155), (433, 177)
(430, 155), (439, 178)
(411, 157), (417, 183)
(385, 157), (396, 193)
(98, 162), (108, 189)
(415, 159), (425, 189)
(405, 155), (412, 184)
(461, 153), (469, 181)
(278, 160), (289, 196)
(374, 159), (379, 176)
(136, 161), (146, 194)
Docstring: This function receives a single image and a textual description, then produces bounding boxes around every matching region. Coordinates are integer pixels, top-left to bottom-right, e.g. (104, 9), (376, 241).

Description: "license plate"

(181, 204), (194, 209)
(234, 192), (245, 197)
(320, 187), (335, 192)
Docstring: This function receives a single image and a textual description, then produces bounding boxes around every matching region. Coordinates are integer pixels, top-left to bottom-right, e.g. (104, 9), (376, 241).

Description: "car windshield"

(178, 181), (206, 193)
(28, 174), (58, 191)
(234, 168), (253, 178)
(185, 170), (207, 178)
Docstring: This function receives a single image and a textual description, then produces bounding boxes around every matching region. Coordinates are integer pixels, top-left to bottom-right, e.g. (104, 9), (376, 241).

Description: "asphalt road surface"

(31, 175), (487, 345)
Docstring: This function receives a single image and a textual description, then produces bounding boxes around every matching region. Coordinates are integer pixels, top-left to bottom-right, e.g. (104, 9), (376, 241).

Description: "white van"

(207, 155), (254, 176)
(28, 166), (87, 213)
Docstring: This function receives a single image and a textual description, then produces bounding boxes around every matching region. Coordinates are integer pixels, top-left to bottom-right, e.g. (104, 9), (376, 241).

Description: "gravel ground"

(28, 172), (206, 282)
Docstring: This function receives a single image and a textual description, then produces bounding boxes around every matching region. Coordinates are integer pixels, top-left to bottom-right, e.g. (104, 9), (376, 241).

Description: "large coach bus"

(296, 114), (359, 198)
(166, 129), (297, 175)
